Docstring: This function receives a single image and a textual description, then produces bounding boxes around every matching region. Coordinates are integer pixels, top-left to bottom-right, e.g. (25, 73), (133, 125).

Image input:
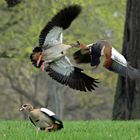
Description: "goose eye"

(23, 104), (27, 107)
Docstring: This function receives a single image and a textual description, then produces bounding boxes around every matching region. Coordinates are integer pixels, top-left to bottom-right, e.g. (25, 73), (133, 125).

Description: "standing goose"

(20, 103), (63, 132)
(73, 40), (140, 79)
(30, 5), (99, 92)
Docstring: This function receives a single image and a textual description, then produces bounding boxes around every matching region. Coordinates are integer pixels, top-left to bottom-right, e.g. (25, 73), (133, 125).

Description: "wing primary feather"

(39, 5), (82, 46)
(80, 80), (87, 92)
(46, 65), (99, 92)
(85, 79), (94, 91)
(78, 80), (85, 91)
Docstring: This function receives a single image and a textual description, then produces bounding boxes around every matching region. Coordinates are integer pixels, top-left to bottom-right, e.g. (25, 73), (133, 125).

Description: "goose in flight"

(30, 5), (99, 92)
(73, 40), (140, 79)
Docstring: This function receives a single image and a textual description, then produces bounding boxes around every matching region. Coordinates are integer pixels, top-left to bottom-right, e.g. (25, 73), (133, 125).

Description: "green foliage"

(0, 0), (126, 57)
(0, 120), (140, 140)
(0, 2), (126, 63)
(0, 0), (127, 108)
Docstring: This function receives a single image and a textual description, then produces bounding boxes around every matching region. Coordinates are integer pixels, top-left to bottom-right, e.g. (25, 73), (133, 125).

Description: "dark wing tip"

(39, 4), (82, 46)
(73, 49), (91, 64)
(54, 4), (82, 29)
(46, 67), (99, 92)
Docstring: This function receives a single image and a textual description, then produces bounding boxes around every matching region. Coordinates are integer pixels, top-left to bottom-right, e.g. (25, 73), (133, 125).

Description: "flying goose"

(30, 5), (99, 92)
(20, 103), (63, 132)
(73, 40), (140, 79)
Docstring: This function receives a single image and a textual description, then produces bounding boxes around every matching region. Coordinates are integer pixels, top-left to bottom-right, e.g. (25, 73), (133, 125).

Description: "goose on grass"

(20, 103), (63, 132)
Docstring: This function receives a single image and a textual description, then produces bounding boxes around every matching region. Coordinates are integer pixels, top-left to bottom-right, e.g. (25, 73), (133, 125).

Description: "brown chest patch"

(80, 43), (87, 49)
(29, 109), (40, 120)
(103, 44), (112, 68)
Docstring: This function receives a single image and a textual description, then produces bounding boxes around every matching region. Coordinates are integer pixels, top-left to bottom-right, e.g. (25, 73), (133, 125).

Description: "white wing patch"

(41, 108), (55, 116)
(111, 47), (127, 67)
(43, 26), (63, 47)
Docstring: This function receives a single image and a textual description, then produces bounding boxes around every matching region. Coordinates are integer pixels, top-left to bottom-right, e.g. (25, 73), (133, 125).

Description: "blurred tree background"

(113, 0), (140, 120)
(0, 0), (126, 120)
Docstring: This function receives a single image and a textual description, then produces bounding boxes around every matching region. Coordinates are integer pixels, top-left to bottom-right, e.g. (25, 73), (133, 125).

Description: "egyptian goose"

(73, 40), (140, 79)
(30, 5), (99, 92)
(20, 103), (63, 132)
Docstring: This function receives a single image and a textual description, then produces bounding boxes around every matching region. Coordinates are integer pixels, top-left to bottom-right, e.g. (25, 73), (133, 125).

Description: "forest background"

(0, 0), (126, 120)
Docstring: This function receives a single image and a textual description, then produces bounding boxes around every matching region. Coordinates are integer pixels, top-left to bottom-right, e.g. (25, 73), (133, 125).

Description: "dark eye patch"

(30, 47), (44, 68)
(23, 104), (27, 107)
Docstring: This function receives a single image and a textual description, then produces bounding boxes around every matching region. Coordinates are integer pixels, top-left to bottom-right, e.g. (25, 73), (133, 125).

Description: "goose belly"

(42, 44), (71, 63)
(36, 114), (53, 128)
(43, 46), (64, 63)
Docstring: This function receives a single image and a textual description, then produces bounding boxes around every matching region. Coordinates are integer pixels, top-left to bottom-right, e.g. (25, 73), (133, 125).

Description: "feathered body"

(30, 5), (99, 92)
(20, 104), (63, 132)
(73, 40), (140, 79)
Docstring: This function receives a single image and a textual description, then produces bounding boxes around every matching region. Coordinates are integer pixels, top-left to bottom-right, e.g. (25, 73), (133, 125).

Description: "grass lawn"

(0, 120), (140, 140)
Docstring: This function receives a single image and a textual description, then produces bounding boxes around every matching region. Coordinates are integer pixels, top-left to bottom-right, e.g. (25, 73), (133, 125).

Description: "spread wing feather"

(30, 5), (99, 92)
(39, 5), (82, 47)
(29, 117), (36, 126)
(46, 56), (99, 92)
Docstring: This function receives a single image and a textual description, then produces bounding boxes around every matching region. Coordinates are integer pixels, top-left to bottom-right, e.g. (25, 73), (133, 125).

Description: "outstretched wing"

(45, 56), (99, 92)
(39, 5), (82, 47)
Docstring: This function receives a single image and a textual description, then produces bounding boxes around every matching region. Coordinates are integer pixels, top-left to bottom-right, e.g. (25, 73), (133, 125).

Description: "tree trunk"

(112, 0), (140, 120)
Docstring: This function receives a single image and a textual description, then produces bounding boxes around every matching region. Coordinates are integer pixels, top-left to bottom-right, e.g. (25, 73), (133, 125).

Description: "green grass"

(0, 120), (140, 140)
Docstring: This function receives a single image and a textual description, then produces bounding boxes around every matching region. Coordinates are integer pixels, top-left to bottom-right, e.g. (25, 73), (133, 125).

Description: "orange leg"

(44, 123), (60, 132)
(52, 123), (59, 130)
(44, 125), (53, 132)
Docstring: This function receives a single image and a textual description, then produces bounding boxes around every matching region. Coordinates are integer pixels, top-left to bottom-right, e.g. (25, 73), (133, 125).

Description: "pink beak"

(37, 55), (42, 67)
(20, 107), (24, 111)
(41, 62), (45, 71)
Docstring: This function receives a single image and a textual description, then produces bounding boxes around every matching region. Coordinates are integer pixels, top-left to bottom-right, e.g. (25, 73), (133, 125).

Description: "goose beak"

(20, 107), (24, 111)
(37, 55), (42, 67)
(41, 62), (45, 71)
